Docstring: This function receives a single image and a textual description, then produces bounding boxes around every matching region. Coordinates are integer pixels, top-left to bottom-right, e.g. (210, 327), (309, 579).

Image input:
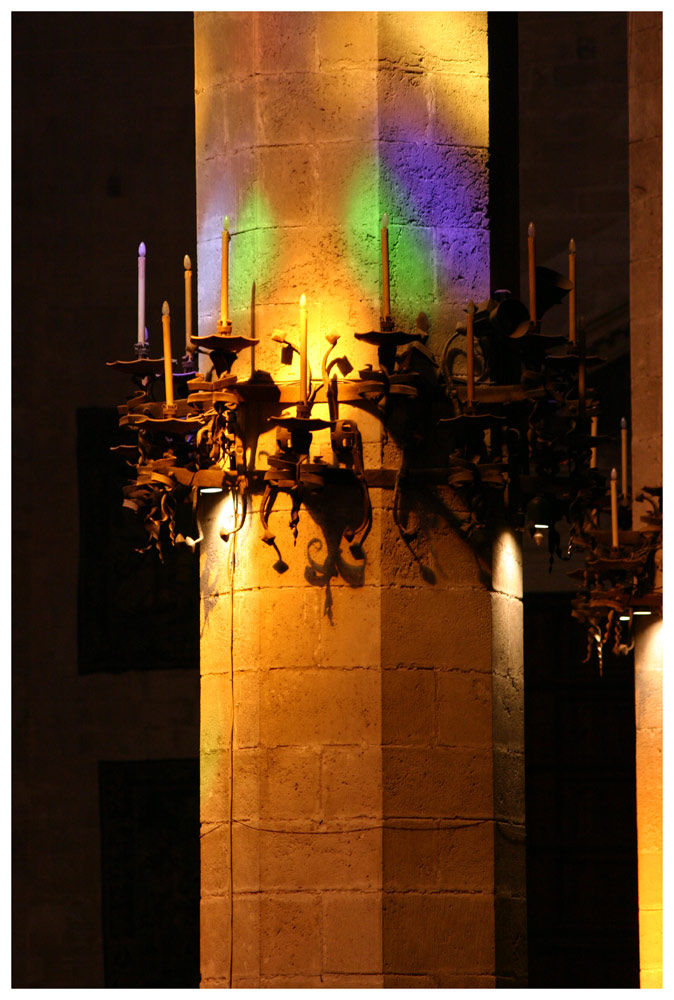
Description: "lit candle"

(590, 415), (598, 469)
(568, 237), (576, 346)
(161, 300), (174, 407)
(620, 417), (628, 498)
(466, 300), (475, 407)
(299, 293), (307, 404)
(381, 213), (391, 319)
(610, 467), (619, 549)
(184, 255), (193, 349)
(221, 216), (230, 326)
(137, 242), (146, 345)
(527, 222), (536, 325)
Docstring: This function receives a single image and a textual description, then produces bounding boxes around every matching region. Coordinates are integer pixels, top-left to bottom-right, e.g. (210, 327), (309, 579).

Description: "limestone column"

(195, 12), (525, 987)
(628, 12), (662, 989)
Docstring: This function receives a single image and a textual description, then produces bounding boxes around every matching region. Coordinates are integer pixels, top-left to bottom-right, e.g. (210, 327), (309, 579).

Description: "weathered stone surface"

(382, 892), (494, 974)
(323, 892), (382, 973)
(201, 896), (231, 981)
(259, 893), (322, 976)
(437, 670), (492, 748)
(383, 821), (494, 892)
(321, 747), (382, 818)
(383, 746), (493, 818)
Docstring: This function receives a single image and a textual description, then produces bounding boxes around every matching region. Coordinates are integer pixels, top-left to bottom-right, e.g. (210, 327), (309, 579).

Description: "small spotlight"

(619, 615), (630, 622)
(200, 487), (223, 494)
(534, 524), (549, 530)
(633, 610), (652, 616)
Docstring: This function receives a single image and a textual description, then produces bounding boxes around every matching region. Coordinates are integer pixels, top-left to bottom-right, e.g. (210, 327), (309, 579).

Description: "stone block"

(321, 974), (384, 987)
(637, 850), (662, 910)
(194, 12), (255, 89)
(382, 668), (436, 745)
(491, 669), (524, 751)
(640, 968), (663, 989)
(232, 747), (262, 819)
(258, 144), (318, 227)
(493, 749), (525, 825)
(383, 821), (494, 892)
(432, 73), (489, 148)
(494, 895), (527, 983)
(382, 892), (494, 974)
(629, 136), (662, 203)
(437, 670), (492, 748)
(201, 748), (230, 824)
(255, 11), (317, 74)
(260, 668), (381, 746)
(257, 71), (377, 147)
(323, 892), (382, 973)
(258, 828), (381, 891)
(232, 894), (260, 979)
(259, 893), (322, 976)
(261, 747), (322, 820)
(378, 69), (432, 142)
(321, 747), (382, 818)
(638, 907), (663, 973)
(630, 195), (662, 262)
(232, 821), (261, 893)
(381, 587), (492, 671)
(629, 80), (662, 144)
(628, 18), (662, 86)
(316, 12), (377, 67)
(377, 12), (486, 75)
(383, 746), (493, 818)
(635, 662), (663, 731)
(201, 674), (232, 752)
(635, 728), (663, 847)
(260, 975), (323, 988)
(233, 670), (261, 749)
(200, 896), (231, 982)
(494, 822), (526, 899)
(201, 821), (231, 894)
(383, 974), (436, 987)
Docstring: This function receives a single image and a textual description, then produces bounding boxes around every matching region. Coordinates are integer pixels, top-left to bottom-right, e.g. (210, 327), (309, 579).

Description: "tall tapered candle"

(184, 255), (192, 348)
(221, 216), (230, 325)
(137, 242), (146, 345)
(527, 222), (537, 325)
(568, 237), (576, 346)
(161, 301), (174, 407)
(466, 301), (476, 407)
(620, 417), (628, 498)
(381, 213), (391, 318)
(299, 293), (307, 404)
(590, 416), (598, 468)
(610, 468), (619, 548)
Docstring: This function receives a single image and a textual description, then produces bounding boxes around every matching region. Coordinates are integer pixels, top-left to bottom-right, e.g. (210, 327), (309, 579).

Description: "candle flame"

(382, 213), (388, 229)
(299, 293), (307, 308)
(184, 254), (192, 270)
(528, 222), (535, 238)
(223, 215), (230, 231)
(621, 417), (627, 429)
(611, 467), (617, 481)
(162, 300), (170, 316)
(138, 241), (146, 257)
(569, 237), (576, 253)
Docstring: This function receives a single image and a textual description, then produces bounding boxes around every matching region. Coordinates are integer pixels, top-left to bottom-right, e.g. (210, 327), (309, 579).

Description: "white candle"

(299, 293), (307, 404)
(610, 467), (619, 549)
(381, 213), (391, 318)
(620, 417), (628, 498)
(221, 216), (230, 325)
(184, 254), (192, 348)
(162, 300), (174, 407)
(137, 242), (146, 345)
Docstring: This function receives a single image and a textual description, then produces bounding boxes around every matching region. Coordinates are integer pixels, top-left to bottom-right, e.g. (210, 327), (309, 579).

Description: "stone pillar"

(195, 12), (525, 987)
(628, 12), (662, 989)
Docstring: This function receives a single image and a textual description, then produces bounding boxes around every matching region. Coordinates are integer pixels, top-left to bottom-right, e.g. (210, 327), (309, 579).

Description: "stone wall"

(196, 11), (526, 987)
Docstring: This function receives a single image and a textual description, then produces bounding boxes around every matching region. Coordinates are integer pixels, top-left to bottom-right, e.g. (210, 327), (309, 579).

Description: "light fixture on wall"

(107, 220), (662, 665)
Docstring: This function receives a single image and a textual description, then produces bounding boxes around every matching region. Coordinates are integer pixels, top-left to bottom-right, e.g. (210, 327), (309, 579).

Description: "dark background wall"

(12, 13), (199, 987)
(12, 11), (637, 988)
